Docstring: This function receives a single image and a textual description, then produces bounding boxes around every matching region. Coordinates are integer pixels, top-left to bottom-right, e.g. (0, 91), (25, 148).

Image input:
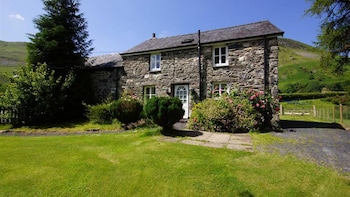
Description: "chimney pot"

(152, 33), (156, 39)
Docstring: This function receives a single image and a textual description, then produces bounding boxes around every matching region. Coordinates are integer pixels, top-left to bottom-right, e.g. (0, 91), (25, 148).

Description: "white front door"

(174, 85), (189, 119)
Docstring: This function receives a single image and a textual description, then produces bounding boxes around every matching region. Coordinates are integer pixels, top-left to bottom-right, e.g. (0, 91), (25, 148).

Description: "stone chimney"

(151, 33), (156, 39)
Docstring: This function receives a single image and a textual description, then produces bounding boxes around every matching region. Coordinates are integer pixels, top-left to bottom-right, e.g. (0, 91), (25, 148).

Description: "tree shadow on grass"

(279, 120), (344, 130)
(161, 128), (203, 137)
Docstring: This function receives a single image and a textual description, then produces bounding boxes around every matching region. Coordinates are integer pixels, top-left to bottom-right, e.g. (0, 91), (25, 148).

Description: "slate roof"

(86, 53), (122, 69)
(121, 20), (284, 55)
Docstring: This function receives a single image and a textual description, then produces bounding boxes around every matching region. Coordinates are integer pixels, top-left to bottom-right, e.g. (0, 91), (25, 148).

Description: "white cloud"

(9, 14), (25, 21)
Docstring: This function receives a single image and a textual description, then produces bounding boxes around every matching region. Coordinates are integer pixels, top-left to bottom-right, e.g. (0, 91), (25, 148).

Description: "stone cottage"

(119, 20), (284, 119)
(86, 53), (123, 101)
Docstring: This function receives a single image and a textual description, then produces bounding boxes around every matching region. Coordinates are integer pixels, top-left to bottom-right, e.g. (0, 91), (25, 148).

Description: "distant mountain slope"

(278, 38), (350, 93)
(0, 40), (27, 66)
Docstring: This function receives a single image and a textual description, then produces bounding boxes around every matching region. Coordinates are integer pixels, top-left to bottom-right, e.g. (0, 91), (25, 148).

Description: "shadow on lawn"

(279, 120), (344, 130)
(161, 129), (203, 137)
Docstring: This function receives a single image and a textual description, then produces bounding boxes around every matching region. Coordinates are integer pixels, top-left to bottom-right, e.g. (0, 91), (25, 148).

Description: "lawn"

(0, 128), (349, 196)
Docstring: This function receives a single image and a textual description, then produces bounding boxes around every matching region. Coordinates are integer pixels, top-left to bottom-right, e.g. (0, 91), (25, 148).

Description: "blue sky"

(0, 0), (322, 56)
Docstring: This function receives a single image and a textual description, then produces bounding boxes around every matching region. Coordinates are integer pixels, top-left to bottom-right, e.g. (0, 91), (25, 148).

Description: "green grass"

(0, 40), (27, 66)
(0, 128), (349, 196)
(280, 98), (350, 127)
(4, 120), (122, 133)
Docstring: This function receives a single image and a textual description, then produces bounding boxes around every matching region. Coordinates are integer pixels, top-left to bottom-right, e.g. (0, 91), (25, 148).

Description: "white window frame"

(212, 82), (229, 97)
(144, 86), (156, 102)
(150, 54), (161, 72)
(213, 46), (228, 67)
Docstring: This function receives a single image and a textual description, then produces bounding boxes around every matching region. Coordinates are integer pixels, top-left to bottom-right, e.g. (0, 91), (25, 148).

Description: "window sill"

(213, 64), (229, 68)
(149, 70), (161, 73)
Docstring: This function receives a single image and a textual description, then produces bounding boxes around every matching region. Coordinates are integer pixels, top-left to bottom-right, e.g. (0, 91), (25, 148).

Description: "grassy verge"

(0, 120), (122, 133)
(280, 99), (350, 128)
(0, 128), (349, 196)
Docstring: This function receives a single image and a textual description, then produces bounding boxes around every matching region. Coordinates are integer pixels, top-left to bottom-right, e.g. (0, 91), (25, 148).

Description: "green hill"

(278, 38), (350, 93)
(0, 41), (27, 90)
(0, 40), (27, 66)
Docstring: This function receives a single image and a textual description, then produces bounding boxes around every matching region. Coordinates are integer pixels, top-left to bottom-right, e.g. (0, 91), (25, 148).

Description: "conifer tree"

(27, 0), (93, 70)
(27, 0), (95, 120)
(306, 0), (350, 73)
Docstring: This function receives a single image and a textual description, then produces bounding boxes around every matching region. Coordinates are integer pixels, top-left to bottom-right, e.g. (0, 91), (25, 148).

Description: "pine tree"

(27, 0), (95, 120)
(27, 0), (93, 70)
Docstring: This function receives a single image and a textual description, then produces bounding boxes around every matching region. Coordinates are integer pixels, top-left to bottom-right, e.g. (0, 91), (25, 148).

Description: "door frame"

(173, 84), (189, 119)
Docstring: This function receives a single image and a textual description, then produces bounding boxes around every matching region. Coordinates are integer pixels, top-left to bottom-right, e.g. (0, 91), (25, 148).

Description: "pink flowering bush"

(245, 89), (277, 130)
(188, 89), (279, 132)
(188, 90), (257, 133)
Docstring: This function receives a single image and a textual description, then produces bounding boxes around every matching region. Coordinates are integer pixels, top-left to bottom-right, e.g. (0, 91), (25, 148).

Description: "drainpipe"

(263, 37), (269, 93)
(198, 30), (202, 101)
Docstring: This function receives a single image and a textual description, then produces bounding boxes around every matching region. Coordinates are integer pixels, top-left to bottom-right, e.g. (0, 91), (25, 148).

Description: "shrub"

(246, 89), (278, 130)
(144, 97), (184, 130)
(0, 63), (74, 125)
(189, 89), (279, 132)
(188, 91), (257, 133)
(86, 103), (112, 124)
(110, 98), (143, 124)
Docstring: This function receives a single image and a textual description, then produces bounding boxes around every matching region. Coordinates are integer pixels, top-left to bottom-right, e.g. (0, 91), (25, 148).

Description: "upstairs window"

(212, 82), (228, 97)
(144, 86), (156, 102)
(213, 46), (228, 67)
(150, 54), (161, 72)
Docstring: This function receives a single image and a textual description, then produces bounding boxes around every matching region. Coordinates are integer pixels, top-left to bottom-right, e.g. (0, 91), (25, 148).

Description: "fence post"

(340, 104), (343, 124)
(313, 105), (316, 117)
(333, 105), (335, 123)
(280, 104), (284, 115)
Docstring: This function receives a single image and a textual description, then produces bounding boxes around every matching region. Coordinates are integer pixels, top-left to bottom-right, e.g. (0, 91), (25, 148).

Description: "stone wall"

(91, 68), (122, 101)
(203, 38), (279, 98)
(120, 37), (279, 113)
(121, 48), (200, 99)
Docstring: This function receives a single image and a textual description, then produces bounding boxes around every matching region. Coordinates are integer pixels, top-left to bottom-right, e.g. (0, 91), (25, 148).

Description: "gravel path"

(257, 121), (350, 174)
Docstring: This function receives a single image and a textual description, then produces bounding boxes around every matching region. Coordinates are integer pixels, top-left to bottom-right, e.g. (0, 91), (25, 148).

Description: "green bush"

(280, 91), (347, 101)
(0, 63), (74, 125)
(189, 89), (279, 132)
(86, 103), (112, 124)
(188, 91), (257, 133)
(144, 97), (184, 129)
(305, 81), (322, 92)
(110, 98), (143, 124)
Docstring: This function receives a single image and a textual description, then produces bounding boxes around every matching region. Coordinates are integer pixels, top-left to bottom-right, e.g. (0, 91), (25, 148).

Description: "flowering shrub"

(188, 89), (279, 132)
(188, 90), (257, 133)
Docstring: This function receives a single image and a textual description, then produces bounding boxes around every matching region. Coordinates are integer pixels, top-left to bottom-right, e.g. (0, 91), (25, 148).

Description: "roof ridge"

(122, 20), (283, 55)
(200, 20), (270, 34)
(155, 20), (271, 40)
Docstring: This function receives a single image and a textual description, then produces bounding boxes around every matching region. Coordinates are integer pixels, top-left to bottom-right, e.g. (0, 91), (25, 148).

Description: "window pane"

(146, 87), (150, 94)
(215, 48), (219, 55)
(215, 57), (219, 64)
(151, 87), (156, 94)
(221, 56), (226, 63)
(221, 47), (226, 55)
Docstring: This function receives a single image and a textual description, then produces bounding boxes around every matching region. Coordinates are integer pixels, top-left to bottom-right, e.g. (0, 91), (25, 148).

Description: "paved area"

(161, 131), (253, 152)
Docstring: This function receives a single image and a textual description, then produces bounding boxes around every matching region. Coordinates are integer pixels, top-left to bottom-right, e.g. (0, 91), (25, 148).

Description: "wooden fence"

(280, 104), (350, 125)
